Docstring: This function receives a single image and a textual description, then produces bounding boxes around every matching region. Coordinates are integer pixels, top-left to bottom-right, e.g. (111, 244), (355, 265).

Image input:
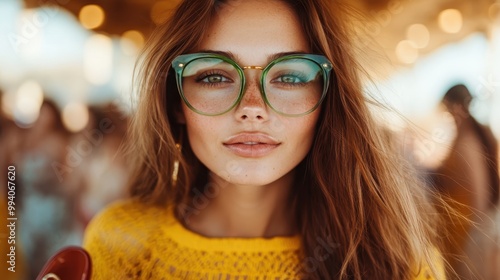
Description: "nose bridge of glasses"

(240, 65), (264, 92)
(240, 66), (265, 97)
(242, 66), (264, 84)
(238, 66), (267, 110)
(242, 66), (264, 70)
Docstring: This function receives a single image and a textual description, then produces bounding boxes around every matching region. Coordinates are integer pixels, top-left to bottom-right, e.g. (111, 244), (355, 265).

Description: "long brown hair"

(127, 0), (441, 279)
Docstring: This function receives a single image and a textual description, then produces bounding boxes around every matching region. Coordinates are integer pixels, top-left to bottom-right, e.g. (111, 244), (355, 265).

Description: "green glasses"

(172, 53), (333, 116)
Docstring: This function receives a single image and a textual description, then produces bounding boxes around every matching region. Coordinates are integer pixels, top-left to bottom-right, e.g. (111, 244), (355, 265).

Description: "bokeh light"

(83, 34), (113, 85)
(406, 24), (430, 49)
(120, 30), (145, 55)
(438, 9), (463, 34)
(13, 80), (44, 127)
(79, 4), (105, 30)
(62, 102), (89, 132)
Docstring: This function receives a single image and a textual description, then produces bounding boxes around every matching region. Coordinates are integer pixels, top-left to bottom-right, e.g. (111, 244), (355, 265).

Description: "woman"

(83, 0), (444, 279)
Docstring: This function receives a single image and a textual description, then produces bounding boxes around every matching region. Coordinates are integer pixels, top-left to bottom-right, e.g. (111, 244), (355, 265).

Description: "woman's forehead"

(196, 0), (310, 66)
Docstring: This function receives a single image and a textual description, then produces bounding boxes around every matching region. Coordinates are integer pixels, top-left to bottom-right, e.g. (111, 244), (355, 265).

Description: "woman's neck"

(183, 171), (298, 238)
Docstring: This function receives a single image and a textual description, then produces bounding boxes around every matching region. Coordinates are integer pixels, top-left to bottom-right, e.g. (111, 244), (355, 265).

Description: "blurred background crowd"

(0, 0), (499, 279)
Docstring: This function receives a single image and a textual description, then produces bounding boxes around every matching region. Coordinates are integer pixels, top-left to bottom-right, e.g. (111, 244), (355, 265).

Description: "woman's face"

(179, 0), (321, 186)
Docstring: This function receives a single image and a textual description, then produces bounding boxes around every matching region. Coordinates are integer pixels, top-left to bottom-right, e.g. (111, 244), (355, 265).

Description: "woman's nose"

(234, 71), (269, 121)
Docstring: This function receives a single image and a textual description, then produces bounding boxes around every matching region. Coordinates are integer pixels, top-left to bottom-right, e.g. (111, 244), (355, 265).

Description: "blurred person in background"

(433, 84), (500, 280)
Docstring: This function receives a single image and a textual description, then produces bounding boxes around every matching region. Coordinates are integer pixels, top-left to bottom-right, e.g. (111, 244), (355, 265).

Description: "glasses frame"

(171, 52), (333, 117)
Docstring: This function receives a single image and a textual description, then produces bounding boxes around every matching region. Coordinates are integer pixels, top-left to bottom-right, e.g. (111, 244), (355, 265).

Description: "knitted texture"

(83, 200), (303, 279)
(83, 200), (442, 279)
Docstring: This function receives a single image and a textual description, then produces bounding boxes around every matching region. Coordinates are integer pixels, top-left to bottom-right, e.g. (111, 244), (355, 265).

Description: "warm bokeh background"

(0, 0), (499, 279)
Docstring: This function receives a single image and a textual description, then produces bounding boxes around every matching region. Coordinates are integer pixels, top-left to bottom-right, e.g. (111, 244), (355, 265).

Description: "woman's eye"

(280, 75), (300, 83)
(275, 75), (304, 84)
(200, 74), (230, 83)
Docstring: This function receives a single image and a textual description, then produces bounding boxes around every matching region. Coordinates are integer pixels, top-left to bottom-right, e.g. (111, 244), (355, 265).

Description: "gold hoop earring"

(172, 143), (181, 185)
(172, 130), (183, 186)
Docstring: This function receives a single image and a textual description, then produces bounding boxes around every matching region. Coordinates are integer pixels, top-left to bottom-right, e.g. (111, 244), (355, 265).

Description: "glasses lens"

(264, 58), (324, 115)
(181, 57), (241, 115)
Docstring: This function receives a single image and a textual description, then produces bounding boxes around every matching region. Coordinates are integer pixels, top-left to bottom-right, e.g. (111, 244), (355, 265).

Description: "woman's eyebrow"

(197, 50), (309, 64)
(267, 51), (308, 61)
(197, 50), (237, 60)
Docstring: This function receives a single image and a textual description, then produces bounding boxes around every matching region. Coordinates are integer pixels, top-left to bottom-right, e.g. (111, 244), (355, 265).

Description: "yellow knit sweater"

(83, 200), (443, 279)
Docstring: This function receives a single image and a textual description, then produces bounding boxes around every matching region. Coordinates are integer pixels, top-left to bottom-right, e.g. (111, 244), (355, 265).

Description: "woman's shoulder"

(90, 199), (167, 221)
(86, 199), (162, 225)
(82, 199), (171, 249)
(82, 200), (176, 278)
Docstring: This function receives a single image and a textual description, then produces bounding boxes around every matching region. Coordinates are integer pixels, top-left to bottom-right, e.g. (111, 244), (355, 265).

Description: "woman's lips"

(223, 133), (281, 158)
